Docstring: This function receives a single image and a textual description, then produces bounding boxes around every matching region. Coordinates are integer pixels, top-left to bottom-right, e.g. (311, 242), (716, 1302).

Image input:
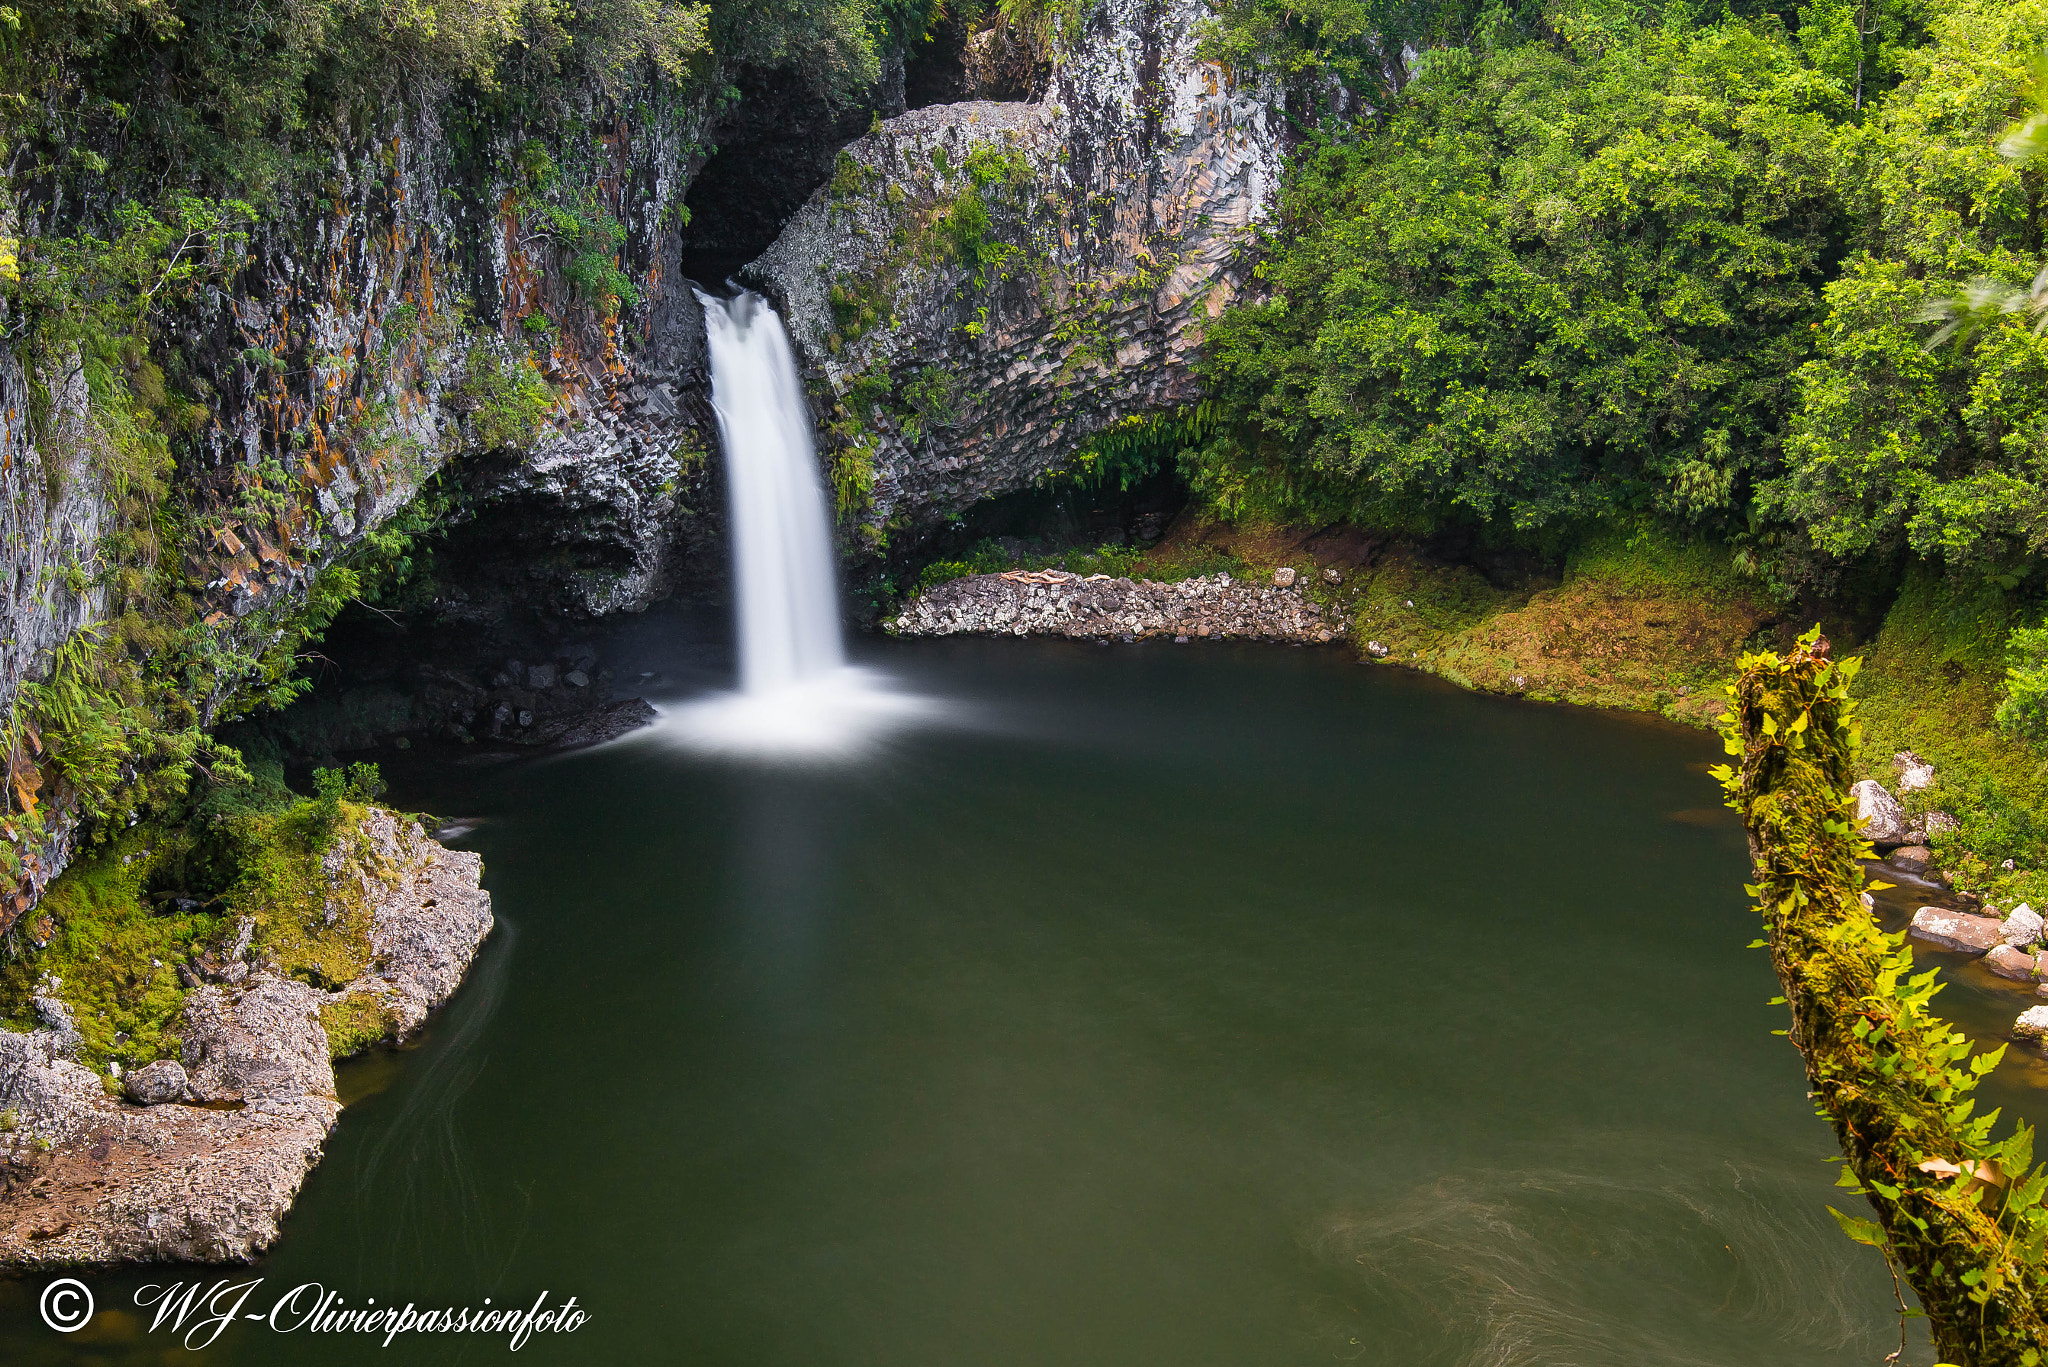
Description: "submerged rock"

(1909, 907), (2005, 954)
(1889, 845), (1934, 875)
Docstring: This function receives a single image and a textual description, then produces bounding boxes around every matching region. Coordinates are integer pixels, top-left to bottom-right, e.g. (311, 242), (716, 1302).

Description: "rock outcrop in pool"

(0, 811), (491, 1269)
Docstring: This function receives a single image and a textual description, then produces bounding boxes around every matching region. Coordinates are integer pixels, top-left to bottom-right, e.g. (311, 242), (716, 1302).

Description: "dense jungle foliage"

(1196, 0), (2048, 598)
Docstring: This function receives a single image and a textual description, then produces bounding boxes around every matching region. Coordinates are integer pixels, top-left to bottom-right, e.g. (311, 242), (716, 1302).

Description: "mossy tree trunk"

(1719, 629), (2048, 1366)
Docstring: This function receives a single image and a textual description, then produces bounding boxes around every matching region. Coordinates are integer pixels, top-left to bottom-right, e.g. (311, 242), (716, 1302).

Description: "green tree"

(1193, 19), (1846, 543)
(1764, 0), (2048, 579)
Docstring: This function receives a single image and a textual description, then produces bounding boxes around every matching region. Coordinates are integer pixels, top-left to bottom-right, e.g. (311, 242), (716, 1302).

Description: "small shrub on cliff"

(453, 347), (558, 449)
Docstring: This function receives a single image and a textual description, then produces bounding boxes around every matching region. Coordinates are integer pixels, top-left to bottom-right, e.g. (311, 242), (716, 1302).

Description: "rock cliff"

(748, 0), (1283, 542)
(2, 0), (1281, 926)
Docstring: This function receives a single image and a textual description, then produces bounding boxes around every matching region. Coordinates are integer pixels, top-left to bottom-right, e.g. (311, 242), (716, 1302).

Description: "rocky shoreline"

(0, 811), (491, 1269)
(891, 568), (1339, 644)
(1845, 755), (2048, 1056)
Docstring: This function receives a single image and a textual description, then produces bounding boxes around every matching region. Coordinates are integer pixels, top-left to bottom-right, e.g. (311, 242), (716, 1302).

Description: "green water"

(8, 626), (2039, 1364)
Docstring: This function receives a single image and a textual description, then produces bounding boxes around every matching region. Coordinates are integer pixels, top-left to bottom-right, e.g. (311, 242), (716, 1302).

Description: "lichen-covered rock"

(2003, 904), (2044, 948)
(179, 978), (336, 1107)
(1909, 907), (2006, 955)
(121, 1060), (191, 1107)
(1894, 750), (1936, 793)
(1851, 780), (1908, 845)
(750, 0), (1283, 537)
(345, 815), (496, 1040)
(894, 570), (1333, 642)
(2015, 1005), (2048, 1044)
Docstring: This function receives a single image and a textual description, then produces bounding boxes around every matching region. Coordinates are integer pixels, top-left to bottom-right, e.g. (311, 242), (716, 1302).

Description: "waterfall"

(700, 290), (846, 693)
(656, 288), (931, 758)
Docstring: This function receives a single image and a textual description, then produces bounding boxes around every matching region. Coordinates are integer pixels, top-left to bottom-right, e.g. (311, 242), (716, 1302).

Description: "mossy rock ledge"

(0, 810), (491, 1269)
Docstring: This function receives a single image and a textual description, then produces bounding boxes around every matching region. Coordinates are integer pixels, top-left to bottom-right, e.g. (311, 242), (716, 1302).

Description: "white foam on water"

(650, 665), (939, 760)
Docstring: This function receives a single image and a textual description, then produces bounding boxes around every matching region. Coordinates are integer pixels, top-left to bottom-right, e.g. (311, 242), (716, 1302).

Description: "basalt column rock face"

(0, 75), (752, 926)
(747, 0), (1283, 543)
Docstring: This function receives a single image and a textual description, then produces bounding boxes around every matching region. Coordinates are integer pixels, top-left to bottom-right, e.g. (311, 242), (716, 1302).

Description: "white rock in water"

(1909, 906), (2005, 954)
(2015, 1005), (2048, 1041)
(1366, 640), (1390, 658)
(2004, 905), (2044, 948)
(1850, 780), (1907, 845)
(1272, 567), (1296, 586)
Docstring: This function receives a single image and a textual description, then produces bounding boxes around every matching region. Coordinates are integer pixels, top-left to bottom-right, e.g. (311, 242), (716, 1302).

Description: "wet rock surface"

(249, 614), (658, 760)
(893, 570), (1335, 643)
(1909, 907), (2007, 955)
(0, 812), (492, 1270)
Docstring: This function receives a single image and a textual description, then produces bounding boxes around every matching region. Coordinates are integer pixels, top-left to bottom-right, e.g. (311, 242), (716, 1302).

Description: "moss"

(1721, 633), (2048, 1363)
(1849, 570), (2048, 902)
(319, 992), (398, 1059)
(0, 788), (400, 1068)
(1123, 518), (1768, 725)
(1419, 530), (1771, 724)
(222, 798), (387, 991)
(0, 824), (222, 1069)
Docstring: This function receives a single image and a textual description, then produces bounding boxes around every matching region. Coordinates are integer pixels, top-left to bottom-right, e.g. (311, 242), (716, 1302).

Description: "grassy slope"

(1129, 517), (1771, 726)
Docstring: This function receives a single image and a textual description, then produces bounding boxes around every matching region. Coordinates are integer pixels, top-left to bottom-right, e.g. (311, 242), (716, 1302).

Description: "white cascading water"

(702, 290), (845, 691)
(659, 289), (927, 757)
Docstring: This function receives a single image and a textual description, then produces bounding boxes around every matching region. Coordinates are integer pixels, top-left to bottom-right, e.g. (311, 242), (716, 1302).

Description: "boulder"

(1924, 811), (1961, 837)
(1909, 906), (2006, 954)
(1889, 845), (1934, 875)
(2015, 1005), (2048, 1042)
(1894, 750), (1936, 793)
(179, 977), (336, 1105)
(122, 1058), (191, 1105)
(1986, 945), (2039, 981)
(2003, 904), (2044, 948)
(1851, 780), (1908, 845)
(1272, 567), (1296, 587)
(1366, 640), (1390, 659)
(526, 663), (557, 689)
